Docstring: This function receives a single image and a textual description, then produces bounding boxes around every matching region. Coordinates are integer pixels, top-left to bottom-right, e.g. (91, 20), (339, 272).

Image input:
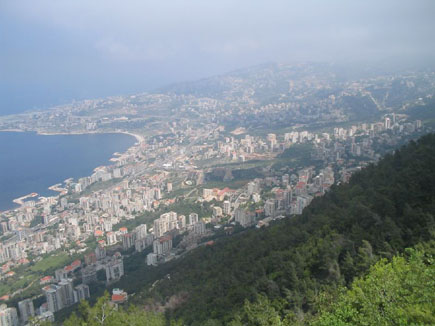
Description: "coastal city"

(0, 63), (434, 325)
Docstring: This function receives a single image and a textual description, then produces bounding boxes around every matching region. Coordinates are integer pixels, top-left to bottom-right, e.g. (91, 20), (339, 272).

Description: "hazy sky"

(1, 0), (434, 115)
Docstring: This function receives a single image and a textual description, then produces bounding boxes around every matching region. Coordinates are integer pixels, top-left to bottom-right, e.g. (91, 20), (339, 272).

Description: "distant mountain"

(2, 62), (434, 134)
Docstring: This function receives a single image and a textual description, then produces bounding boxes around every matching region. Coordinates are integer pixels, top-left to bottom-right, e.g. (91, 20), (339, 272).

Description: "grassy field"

(30, 252), (70, 272)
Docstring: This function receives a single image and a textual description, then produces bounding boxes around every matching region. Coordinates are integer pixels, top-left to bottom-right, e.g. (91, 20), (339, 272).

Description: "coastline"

(0, 129), (144, 144)
(35, 130), (144, 144)
(0, 129), (144, 214)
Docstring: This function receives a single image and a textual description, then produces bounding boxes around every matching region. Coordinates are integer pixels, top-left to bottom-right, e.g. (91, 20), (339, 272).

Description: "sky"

(1, 0), (435, 115)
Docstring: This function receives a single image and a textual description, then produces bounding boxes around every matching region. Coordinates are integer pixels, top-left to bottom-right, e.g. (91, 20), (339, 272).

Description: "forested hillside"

(65, 134), (435, 325)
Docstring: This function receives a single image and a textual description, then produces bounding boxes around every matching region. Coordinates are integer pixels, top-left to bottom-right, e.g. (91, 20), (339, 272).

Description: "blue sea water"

(0, 132), (136, 211)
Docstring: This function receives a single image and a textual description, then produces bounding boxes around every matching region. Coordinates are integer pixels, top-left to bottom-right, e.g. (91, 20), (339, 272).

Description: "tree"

(63, 292), (165, 326)
(229, 295), (283, 326)
(312, 248), (435, 326)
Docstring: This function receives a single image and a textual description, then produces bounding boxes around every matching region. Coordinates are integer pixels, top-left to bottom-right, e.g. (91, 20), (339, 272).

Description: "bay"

(0, 132), (136, 211)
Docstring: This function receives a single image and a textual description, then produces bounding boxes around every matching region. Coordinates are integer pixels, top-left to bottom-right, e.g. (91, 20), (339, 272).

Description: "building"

(84, 252), (97, 265)
(212, 206), (223, 218)
(121, 233), (136, 251)
(134, 224), (147, 240)
(295, 195), (313, 215)
(177, 215), (186, 229)
(43, 285), (63, 313)
(58, 278), (75, 307)
(0, 305), (18, 326)
(152, 236), (172, 255)
(135, 234), (154, 252)
(111, 288), (128, 304)
(18, 299), (34, 324)
(264, 199), (276, 217)
(95, 245), (106, 261)
(106, 231), (117, 246)
(146, 253), (158, 266)
(193, 221), (206, 235)
(234, 208), (255, 227)
(188, 213), (199, 225)
(384, 117), (391, 129)
(74, 284), (90, 302)
(81, 265), (97, 285)
(54, 268), (68, 282)
(247, 182), (257, 195)
(105, 255), (124, 283)
(223, 200), (231, 215)
(153, 212), (177, 237)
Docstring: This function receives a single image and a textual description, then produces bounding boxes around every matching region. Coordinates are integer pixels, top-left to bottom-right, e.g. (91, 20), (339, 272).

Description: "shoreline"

(0, 128), (144, 143)
(0, 129), (144, 214)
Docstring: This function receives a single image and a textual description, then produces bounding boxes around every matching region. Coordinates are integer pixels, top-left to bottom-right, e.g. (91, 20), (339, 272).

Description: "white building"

(153, 212), (177, 237)
(135, 234), (154, 252)
(264, 199), (276, 217)
(188, 213), (199, 226)
(18, 299), (34, 325)
(146, 253), (158, 266)
(223, 200), (231, 215)
(43, 285), (63, 313)
(152, 236), (172, 255)
(0, 305), (18, 326)
(212, 206), (223, 218)
(134, 224), (147, 240)
(193, 221), (206, 235)
(58, 278), (75, 307)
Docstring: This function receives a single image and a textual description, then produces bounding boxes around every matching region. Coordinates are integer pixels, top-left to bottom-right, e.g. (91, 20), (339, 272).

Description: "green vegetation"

(2, 251), (85, 307)
(406, 98), (435, 128)
(62, 293), (166, 326)
(70, 178), (122, 199)
(272, 143), (320, 170)
(30, 215), (44, 227)
(313, 247), (434, 326)
(30, 253), (70, 272)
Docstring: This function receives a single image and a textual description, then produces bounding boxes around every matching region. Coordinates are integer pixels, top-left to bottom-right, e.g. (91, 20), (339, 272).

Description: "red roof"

(111, 294), (127, 303)
(40, 276), (53, 283)
(218, 188), (231, 196)
(71, 260), (81, 267)
(64, 265), (73, 272)
(159, 235), (172, 243)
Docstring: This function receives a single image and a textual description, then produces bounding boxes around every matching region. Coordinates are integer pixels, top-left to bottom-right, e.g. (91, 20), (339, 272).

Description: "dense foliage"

(62, 293), (166, 326)
(312, 247), (435, 326)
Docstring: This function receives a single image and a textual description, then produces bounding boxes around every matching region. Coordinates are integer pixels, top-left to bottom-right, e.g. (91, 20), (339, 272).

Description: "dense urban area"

(0, 63), (434, 325)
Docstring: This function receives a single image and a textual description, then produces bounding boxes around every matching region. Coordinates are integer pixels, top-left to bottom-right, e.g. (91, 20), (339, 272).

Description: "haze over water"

(0, 132), (136, 211)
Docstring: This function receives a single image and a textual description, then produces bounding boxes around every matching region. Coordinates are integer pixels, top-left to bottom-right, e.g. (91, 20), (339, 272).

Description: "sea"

(0, 131), (136, 212)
